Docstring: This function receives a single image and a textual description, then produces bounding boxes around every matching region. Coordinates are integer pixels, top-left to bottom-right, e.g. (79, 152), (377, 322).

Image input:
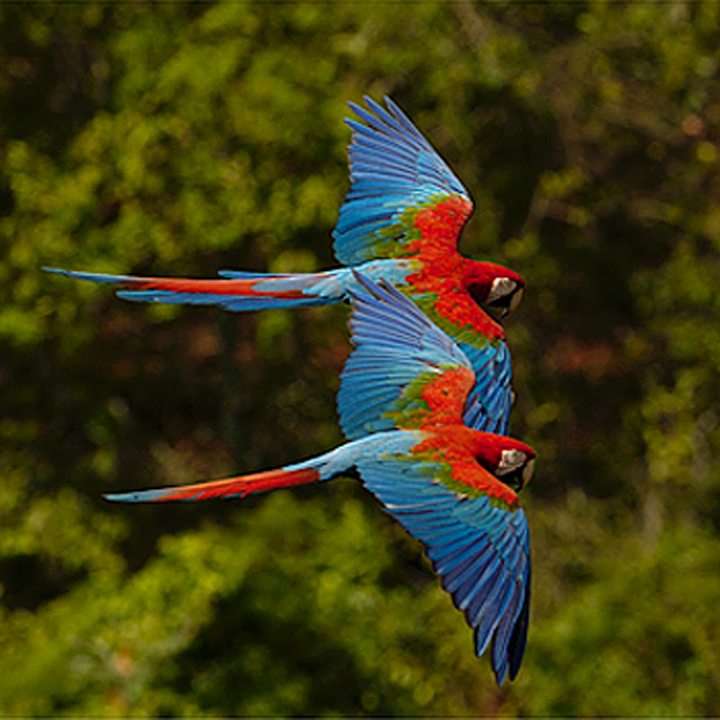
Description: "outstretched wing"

(338, 273), (475, 440)
(357, 452), (530, 686)
(459, 341), (513, 436)
(334, 96), (473, 266)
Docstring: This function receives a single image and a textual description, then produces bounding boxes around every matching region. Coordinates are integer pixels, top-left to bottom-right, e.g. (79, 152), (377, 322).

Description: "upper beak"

(522, 458), (536, 488)
(508, 287), (524, 316)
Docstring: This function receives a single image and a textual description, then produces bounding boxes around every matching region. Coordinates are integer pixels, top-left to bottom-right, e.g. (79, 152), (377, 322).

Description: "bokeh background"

(2, 1), (720, 715)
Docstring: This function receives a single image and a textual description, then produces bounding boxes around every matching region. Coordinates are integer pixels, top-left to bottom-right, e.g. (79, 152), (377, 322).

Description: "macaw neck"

(404, 266), (505, 344)
(406, 425), (480, 459)
(390, 195), (504, 344)
(408, 426), (521, 508)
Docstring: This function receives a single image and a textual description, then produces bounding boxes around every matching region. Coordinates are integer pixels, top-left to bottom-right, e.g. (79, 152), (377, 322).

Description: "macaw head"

(474, 434), (536, 492)
(463, 261), (525, 319)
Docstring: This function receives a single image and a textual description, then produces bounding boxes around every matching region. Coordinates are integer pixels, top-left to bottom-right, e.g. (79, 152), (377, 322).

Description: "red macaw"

(106, 274), (535, 686)
(45, 97), (524, 435)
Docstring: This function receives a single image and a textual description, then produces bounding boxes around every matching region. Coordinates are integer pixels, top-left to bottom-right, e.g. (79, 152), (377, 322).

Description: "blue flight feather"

(357, 455), (530, 687)
(333, 96), (472, 266)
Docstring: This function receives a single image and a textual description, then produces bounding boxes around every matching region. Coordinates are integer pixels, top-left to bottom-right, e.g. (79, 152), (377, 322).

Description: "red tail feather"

(151, 466), (321, 502)
(119, 276), (308, 301)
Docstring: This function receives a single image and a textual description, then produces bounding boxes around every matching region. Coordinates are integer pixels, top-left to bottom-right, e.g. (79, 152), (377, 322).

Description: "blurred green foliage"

(2, 1), (720, 715)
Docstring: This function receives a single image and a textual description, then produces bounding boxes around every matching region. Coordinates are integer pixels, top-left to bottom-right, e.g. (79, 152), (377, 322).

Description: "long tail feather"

(43, 267), (343, 311)
(104, 466), (321, 503)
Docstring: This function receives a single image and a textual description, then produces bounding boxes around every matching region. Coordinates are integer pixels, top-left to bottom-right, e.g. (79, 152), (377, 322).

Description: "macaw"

(106, 274), (535, 686)
(45, 97), (524, 434)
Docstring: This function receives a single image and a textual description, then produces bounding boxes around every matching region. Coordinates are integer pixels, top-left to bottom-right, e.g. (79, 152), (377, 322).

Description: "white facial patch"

(488, 277), (517, 303)
(496, 448), (527, 476)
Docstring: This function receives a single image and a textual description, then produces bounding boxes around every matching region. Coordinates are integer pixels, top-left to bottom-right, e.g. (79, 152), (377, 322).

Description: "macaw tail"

(43, 267), (348, 312)
(104, 433), (409, 504)
(104, 465), (323, 503)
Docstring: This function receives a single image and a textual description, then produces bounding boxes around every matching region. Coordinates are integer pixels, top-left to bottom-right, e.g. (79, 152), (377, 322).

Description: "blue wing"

(356, 455), (530, 685)
(459, 341), (513, 436)
(333, 96), (473, 266)
(338, 273), (474, 440)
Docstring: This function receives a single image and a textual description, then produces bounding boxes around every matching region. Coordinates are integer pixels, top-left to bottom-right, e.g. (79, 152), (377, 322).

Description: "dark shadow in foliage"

(0, 553), (85, 612)
(166, 588), (379, 717)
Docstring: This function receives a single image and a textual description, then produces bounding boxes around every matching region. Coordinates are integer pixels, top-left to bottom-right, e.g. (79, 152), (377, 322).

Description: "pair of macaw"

(47, 97), (535, 686)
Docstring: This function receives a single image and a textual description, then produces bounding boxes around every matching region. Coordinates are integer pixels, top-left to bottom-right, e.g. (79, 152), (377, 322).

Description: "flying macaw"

(45, 97), (524, 434)
(106, 274), (535, 686)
